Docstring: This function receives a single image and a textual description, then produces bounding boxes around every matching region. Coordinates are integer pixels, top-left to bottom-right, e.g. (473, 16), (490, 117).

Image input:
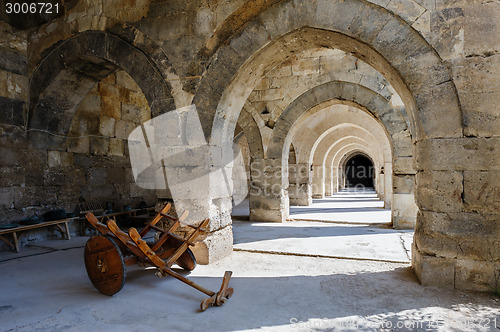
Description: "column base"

(412, 243), (500, 291)
(191, 226), (233, 265)
(250, 208), (288, 222)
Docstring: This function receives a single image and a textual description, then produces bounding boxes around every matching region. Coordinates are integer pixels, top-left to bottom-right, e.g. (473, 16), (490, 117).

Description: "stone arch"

(269, 81), (408, 160)
(190, 0), (470, 283)
(28, 30), (175, 149)
(325, 136), (385, 196)
(237, 108), (264, 159)
(193, 0), (462, 147)
(334, 145), (380, 192)
(338, 149), (378, 190)
(310, 127), (389, 201)
(329, 137), (388, 201)
(283, 104), (393, 204)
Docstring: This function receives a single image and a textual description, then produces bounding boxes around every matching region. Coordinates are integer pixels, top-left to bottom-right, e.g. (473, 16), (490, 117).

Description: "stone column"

(249, 158), (289, 222)
(312, 165), (325, 198)
(324, 166), (333, 196)
(384, 162), (392, 209)
(288, 163), (312, 206)
(412, 138), (500, 291)
(392, 173), (417, 229)
(331, 167), (340, 193)
(391, 156), (417, 229)
(128, 105), (233, 265)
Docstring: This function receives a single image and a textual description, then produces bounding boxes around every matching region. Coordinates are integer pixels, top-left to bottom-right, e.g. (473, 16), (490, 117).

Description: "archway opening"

(343, 154), (375, 189)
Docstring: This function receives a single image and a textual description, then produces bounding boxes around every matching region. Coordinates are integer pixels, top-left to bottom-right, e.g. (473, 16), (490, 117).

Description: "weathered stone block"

(47, 151), (73, 167)
(392, 193), (418, 229)
(455, 259), (500, 292)
(393, 175), (415, 194)
(89, 168), (107, 184)
(99, 83), (121, 119)
(114, 120), (136, 140)
(90, 137), (110, 155)
(415, 171), (463, 212)
(116, 70), (139, 91)
(78, 92), (101, 115)
(0, 146), (19, 166)
(291, 58), (319, 76)
(66, 136), (90, 154)
(126, 90), (150, 109)
(412, 243), (455, 287)
(463, 2), (500, 57)
(453, 54), (500, 93)
(460, 91), (500, 137)
(0, 187), (14, 209)
(412, 82), (463, 139)
(99, 116), (115, 137)
(463, 171), (500, 214)
(121, 103), (147, 123)
(106, 167), (126, 184)
(249, 207), (288, 223)
(392, 156), (415, 174)
(43, 170), (65, 186)
(109, 138), (124, 156)
(416, 138), (500, 171)
(191, 226), (233, 265)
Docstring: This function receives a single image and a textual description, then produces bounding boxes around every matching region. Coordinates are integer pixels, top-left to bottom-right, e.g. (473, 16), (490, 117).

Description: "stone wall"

(0, 0), (498, 290)
(0, 68), (157, 248)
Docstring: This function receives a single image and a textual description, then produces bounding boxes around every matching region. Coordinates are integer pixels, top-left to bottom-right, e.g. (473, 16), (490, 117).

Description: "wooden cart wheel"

(161, 237), (197, 271)
(176, 248), (197, 271)
(84, 235), (126, 296)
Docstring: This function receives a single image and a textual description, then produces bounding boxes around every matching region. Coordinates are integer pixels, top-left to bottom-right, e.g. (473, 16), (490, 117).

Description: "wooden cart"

(84, 203), (233, 311)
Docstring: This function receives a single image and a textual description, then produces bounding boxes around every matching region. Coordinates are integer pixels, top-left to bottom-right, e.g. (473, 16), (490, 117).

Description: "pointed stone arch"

(28, 30), (175, 149)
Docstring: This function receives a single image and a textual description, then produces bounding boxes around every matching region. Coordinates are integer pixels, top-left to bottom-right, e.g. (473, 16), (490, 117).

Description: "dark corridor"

(344, 155), (374, 188)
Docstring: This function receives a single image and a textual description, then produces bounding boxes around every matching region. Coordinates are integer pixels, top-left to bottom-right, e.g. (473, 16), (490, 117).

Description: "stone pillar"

(288, 163), (312, 206)
(324, 166), (333, 196)
(249, 158), (289, 222)
(129, 105), (233, 265)
(384, 162), (392, 209)
(413, 138), (500, 291)
(312, 165), (325, 198)
(332, 167), (340, 193)
(392, 173), (417, 229)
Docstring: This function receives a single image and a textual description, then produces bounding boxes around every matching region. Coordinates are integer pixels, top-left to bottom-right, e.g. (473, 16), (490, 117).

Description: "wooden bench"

(0, 218), (76, 252)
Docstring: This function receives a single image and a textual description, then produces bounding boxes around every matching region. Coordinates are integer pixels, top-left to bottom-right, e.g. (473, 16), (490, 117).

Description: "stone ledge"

(191, 225), (233, 265)
(412, 243), (500, 291)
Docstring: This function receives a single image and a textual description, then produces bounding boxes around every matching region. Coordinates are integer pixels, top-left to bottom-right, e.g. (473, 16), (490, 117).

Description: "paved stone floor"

(289, 189), (392, 224)
(0, 239), (499, 331)
(233, 220), (412, 263)
(232, 189), (392, 224)
(0, 192), (498, 331)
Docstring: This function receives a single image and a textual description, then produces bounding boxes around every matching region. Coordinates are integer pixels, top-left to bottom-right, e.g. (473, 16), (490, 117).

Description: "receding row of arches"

(24, 0), (494, 291)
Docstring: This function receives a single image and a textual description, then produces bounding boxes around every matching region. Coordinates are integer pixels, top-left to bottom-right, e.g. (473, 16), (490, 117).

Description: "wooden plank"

(12, 232), (18, 252)
(64, 222), (71, 240)
(84, 235), (126, 296)
(128, 227), (215, 297)
(166, 218), (209, 267)
(106, 219), (147, 260)
(139, 203), (171, 237)
(0, 235), (15, 251)
(0, 218), (77, 235)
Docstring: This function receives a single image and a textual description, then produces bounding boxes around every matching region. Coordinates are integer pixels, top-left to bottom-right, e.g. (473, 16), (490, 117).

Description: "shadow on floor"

(232, 221), (407, 245)
(1, 247), (497, 331)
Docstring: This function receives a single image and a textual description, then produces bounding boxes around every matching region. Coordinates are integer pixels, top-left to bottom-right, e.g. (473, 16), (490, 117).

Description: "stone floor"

(0, 192), (498, 331)
(289, 189), (392, 224)
(233, 220), (412, 263)
(0, 238), (499, 331)
(232, 189), (392, 224)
